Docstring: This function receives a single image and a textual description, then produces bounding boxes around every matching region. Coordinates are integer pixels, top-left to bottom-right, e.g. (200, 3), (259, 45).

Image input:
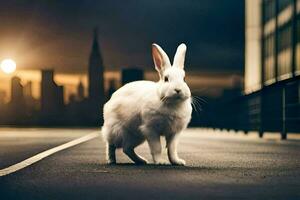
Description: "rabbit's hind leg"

(103, 123), (123, 164)
(123, 146), (147, 165)
(122, 133), (147, 165)
(106, 143), (116, 164)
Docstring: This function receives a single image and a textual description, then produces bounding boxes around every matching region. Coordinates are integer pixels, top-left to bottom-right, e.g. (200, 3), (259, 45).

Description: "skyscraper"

(243, 0), (300, 138)
(41, 69), (64, 122)
(0, 90), (5, 105)
(88, 28), (105, 124)
(24, 81), (33, 99)
(77, 80), (84, 101)
(24, 81), (39, 112)
(9, 76), (26, 123)
(107, 79), (117, 98)
(11, 76), (24, 104)
(121, 68), (144, 85)
(245, 0), (300, 93)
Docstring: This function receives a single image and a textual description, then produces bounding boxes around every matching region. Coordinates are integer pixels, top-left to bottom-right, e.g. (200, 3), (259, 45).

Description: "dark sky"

(0, 0), (244, 73)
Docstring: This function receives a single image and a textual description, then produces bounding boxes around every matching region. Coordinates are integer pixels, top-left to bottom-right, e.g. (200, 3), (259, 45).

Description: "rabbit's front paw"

(154, 159), (169, 165)
(170, 158), (186, 166)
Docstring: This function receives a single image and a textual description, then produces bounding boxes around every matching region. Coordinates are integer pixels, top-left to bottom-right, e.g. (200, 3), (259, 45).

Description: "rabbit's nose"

(175, 89), (181, 94)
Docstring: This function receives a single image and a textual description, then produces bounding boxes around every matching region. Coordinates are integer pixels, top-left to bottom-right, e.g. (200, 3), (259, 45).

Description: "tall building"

(244, 0), (300, 138)
(24, 81), (39, 111)
(0, 90), (5, 105)
(121, 68), (144, 85)
(245, 0), (300, 93)
(41, 70), (64, 121)
(10, 76), (24, 104)
(77, 80), (85, 101)
(24, 81), (33, 99)
(87, 28), (105, 124)
(107, 79), (117, 98)
(8, 76), (26, 124)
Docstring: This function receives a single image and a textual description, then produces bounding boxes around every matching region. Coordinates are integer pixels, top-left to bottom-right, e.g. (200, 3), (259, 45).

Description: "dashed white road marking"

(0, 131), (100, 177)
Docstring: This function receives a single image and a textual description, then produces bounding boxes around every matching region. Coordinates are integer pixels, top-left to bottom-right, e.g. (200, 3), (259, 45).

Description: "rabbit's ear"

(152, 44), (171, 76)
(173, 43), (187, 69)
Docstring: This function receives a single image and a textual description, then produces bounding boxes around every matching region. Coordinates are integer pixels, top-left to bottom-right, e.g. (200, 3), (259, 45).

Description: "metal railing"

(206, 78), (300, 139)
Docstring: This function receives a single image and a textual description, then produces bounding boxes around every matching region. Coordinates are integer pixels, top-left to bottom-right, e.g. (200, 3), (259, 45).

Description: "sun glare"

(1, 59), (16, 74)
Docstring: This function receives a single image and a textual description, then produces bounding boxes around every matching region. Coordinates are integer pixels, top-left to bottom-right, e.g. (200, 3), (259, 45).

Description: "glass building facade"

(297, 0), (300, 73)
(242, 0), (300, 138)
(262, 0), (299, 84)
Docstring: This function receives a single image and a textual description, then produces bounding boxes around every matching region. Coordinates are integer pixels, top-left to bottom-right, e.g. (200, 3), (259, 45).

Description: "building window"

(278, 48), (292, 78)
(278, 24), (292, 78)
(264, 0), (276, 23)
(264, 34), (276, 83)
(296, 18), (300, 73)
(278, 25), (292, 51)
(264, 57), (276, 83)
(278, 0), (292, 12)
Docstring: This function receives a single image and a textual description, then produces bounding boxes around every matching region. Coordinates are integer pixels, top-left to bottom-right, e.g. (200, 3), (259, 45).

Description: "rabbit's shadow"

(92, 162), (219, 172)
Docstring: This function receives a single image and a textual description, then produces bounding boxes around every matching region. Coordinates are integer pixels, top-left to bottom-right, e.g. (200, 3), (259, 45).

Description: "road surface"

(0, 128), (299, 200)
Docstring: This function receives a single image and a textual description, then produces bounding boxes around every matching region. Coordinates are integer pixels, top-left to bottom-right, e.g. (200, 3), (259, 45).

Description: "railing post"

(259, 90), (264, 138)
(259, 130), (264, 138)
(281, 86), (287, 140)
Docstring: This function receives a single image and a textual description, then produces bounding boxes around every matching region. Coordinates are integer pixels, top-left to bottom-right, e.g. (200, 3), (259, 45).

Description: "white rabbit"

(102, 43), (192, 165)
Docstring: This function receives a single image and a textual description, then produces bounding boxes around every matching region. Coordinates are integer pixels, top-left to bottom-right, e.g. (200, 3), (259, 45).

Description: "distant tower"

(9, 76), (26, 121)
(121, 68), (144, 85)
(77, 80), (84, 101)
(88, 28), (105, 124)
(24, 81), (37, 109)
(10, 76), (24, 105)
(0, 90), (6, 105)
(24, 81), (33, 99)
(41, 69), (64, 121)
(107, 79), (117, 98)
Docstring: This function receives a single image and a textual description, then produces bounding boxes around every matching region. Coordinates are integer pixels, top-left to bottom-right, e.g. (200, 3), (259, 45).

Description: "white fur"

(102, 43), (192, 165)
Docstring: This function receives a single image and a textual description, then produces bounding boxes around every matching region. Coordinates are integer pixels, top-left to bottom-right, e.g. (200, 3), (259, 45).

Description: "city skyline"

(0, 28), (243, 126)
(0, 69), (243, 103)
(0, 0), (245, 126)
(0, 31), (111, 126)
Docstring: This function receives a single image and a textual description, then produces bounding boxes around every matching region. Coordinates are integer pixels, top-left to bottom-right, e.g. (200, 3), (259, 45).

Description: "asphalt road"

(0, 128), (299, 200)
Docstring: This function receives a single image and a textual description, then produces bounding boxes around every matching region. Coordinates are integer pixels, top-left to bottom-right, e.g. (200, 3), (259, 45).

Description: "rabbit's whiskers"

(191, 95), (205, 116)
(161, 96), (167, 102)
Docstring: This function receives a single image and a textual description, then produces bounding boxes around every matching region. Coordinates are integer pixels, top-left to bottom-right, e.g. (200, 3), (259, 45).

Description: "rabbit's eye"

(164, 76), (169, 82)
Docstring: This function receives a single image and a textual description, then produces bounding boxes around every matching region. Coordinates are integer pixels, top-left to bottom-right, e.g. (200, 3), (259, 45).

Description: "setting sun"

(0, 59), (16, 74)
